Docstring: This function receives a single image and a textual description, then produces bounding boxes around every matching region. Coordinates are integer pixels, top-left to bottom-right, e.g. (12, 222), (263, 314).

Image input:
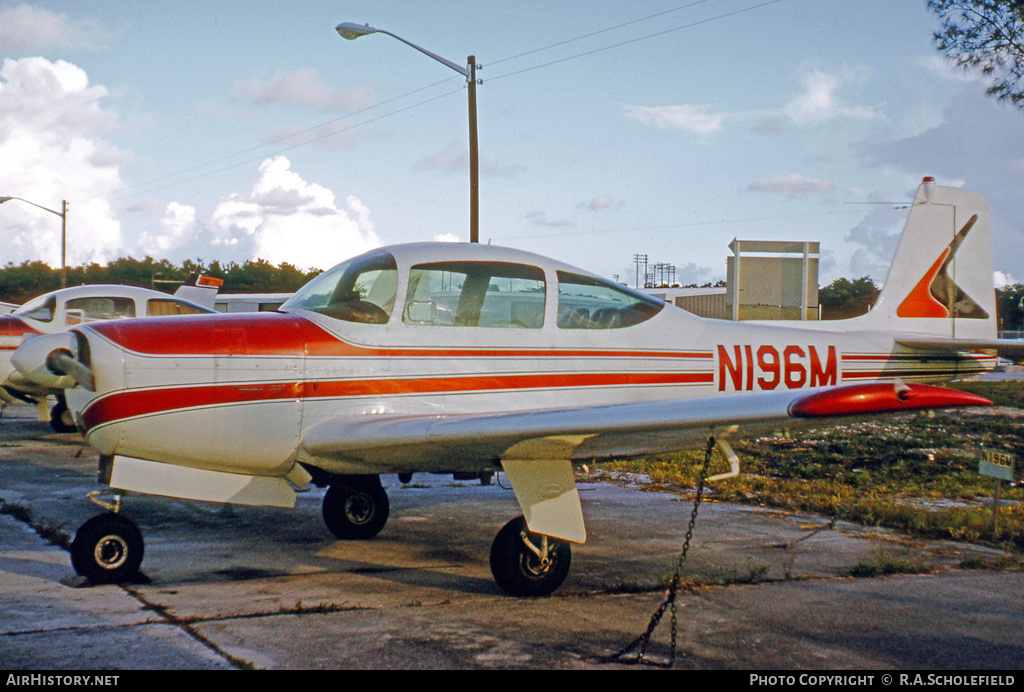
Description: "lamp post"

(0, 196), (68, 288)
(336, 22), (480, 243)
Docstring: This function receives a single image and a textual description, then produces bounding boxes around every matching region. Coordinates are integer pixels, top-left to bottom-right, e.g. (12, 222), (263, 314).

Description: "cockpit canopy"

(282, 246), (665, 330)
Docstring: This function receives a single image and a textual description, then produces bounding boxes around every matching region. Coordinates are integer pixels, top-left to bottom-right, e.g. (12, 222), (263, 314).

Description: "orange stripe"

(82, 371), (714, 431)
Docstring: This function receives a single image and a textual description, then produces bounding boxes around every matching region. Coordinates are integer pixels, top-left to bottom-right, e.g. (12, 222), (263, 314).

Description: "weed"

(849, 554), (932, 578)
(597, 396), (1024, 553)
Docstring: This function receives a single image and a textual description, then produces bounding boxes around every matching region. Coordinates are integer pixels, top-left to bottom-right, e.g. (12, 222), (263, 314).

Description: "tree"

(996, 282), (1024, 332)
(818, 276), (880, 320)
(929, 0), (1024, 108)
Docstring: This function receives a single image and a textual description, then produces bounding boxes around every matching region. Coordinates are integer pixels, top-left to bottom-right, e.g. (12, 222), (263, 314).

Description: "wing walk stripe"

(81, 371), (714, 431)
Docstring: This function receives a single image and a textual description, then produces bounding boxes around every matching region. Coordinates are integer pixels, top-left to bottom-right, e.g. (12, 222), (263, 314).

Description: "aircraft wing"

(897, 337), (1024, 360)
(301, 381), (986, 464)
(299, 382), (988, 543)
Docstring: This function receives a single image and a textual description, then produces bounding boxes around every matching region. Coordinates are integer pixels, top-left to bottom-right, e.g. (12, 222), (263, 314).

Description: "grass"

(595, 380), (1024, 554)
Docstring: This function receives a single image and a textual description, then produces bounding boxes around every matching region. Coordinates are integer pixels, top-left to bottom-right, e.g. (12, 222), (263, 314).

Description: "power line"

(116, 0), (786, 200)
(487, 0), (785, 83)
(486, 0), (714, 68)
(117, 86), (463, 200)
(500, 206), (905, 242)
(119, 77), (457, 197)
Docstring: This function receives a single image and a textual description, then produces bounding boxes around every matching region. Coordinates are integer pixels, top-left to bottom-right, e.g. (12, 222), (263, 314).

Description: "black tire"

(322, 476), (390, 540)
(49, 397), (77, 433)
(489, 516), (571, 597)
(70, 513), (144, 584)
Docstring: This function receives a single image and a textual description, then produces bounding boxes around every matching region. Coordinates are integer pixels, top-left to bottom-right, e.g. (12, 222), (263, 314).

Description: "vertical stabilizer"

(855, 178), (995, 339)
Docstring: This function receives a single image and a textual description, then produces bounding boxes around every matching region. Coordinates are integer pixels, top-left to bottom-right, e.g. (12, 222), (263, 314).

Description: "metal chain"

(599, 434), (716, 668)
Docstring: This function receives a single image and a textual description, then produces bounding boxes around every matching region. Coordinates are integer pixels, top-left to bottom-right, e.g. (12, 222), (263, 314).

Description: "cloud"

(137, 202), (198, 258)
(414, 141), (523, 177)
(0, 4), (121, 53)
(856, 87), (1024, 279)
(525, 210), (574, 228)
(0, 57), (126, 268)
(623, 104), (725, 135)
(994, 271), (1017, 288)
(233, 68), (373, 111)
(916, 54), (986, 84)
(628, 68), (882, 139)
(747, 174), (835, 199)
(843, 203), (904, 282)
(783, 67), (884, 124)
(204, 157), (381, 270)
(579, 195), (622, 212)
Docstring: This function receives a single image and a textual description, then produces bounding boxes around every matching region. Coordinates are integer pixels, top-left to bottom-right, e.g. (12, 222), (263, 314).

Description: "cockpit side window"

(403, 261), (545, 328)
(557, 271), (664, 329)
(282, 251), (398, 324)
(65, 297), (135, 324)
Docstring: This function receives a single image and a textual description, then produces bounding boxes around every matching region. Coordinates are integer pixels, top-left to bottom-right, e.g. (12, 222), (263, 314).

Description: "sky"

(1, 0), (1023, 291)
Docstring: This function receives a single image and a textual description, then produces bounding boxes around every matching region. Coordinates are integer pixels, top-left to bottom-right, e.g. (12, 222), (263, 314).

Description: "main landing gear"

(69, 496), (145, 584)
(321, 475), (390, 540)
(490, 516), (571, 597)
(320, 473), (572, 597)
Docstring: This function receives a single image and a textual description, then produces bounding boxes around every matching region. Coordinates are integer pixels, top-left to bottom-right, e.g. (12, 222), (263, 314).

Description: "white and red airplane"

(0, 283), (216, 431)
(11, 178), (1023, 595)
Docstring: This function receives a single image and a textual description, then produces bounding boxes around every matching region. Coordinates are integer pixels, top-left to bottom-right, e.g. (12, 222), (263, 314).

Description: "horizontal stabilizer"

(897, 337), (1024, 360)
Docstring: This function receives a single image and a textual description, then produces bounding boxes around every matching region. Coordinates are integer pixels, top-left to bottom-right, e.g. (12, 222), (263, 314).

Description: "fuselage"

(60, 242), (996, 478)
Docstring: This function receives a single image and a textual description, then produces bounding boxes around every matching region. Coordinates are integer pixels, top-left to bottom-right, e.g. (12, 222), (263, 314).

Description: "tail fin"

(855, 178), (995, 339)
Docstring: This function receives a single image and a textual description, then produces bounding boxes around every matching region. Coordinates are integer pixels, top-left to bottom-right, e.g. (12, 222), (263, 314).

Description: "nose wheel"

(69, 513), (144, 584)
(489, 515), (571, 597)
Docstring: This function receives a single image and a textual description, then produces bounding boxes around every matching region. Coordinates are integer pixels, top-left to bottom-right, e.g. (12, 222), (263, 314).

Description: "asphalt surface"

(1, 402), (1022, 671)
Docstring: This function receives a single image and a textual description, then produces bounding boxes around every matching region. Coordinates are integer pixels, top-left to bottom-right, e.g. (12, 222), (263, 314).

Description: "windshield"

(13, 293), (56, 322)
(283, 250), (398, 324)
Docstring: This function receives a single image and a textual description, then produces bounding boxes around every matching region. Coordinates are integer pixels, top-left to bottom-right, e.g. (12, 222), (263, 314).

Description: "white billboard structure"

(726, 240), (819, 321)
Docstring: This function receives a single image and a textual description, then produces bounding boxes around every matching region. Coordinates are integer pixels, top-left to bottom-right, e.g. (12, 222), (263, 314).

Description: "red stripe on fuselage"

(80, 371), (714, 431)
(0, 315), (43, 346)
(85, 311), (714, 361)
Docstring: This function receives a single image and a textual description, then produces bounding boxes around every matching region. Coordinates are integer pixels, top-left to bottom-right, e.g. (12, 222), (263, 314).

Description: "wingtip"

(790, 382), (991, 418)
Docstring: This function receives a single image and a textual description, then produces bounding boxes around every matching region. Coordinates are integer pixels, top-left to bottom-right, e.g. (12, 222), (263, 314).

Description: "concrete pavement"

(1, 403), (1022, 670)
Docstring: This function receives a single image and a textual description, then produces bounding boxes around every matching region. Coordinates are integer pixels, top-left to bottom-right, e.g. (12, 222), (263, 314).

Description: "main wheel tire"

(322, 476), (390, 540)
(70, 513), (144, 584)
(489, 516), (571, 597)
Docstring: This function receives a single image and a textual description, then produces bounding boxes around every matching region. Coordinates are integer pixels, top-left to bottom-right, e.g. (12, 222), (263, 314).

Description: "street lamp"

(336, 22), (480, 243)
(0, 196), (68, 288)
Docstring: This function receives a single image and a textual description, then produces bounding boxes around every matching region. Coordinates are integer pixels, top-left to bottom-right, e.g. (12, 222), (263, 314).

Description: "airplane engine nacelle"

(9, 332), (78, 390)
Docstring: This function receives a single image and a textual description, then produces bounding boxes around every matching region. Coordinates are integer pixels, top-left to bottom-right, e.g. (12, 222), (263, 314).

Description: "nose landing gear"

(69, 512), (144, 584)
